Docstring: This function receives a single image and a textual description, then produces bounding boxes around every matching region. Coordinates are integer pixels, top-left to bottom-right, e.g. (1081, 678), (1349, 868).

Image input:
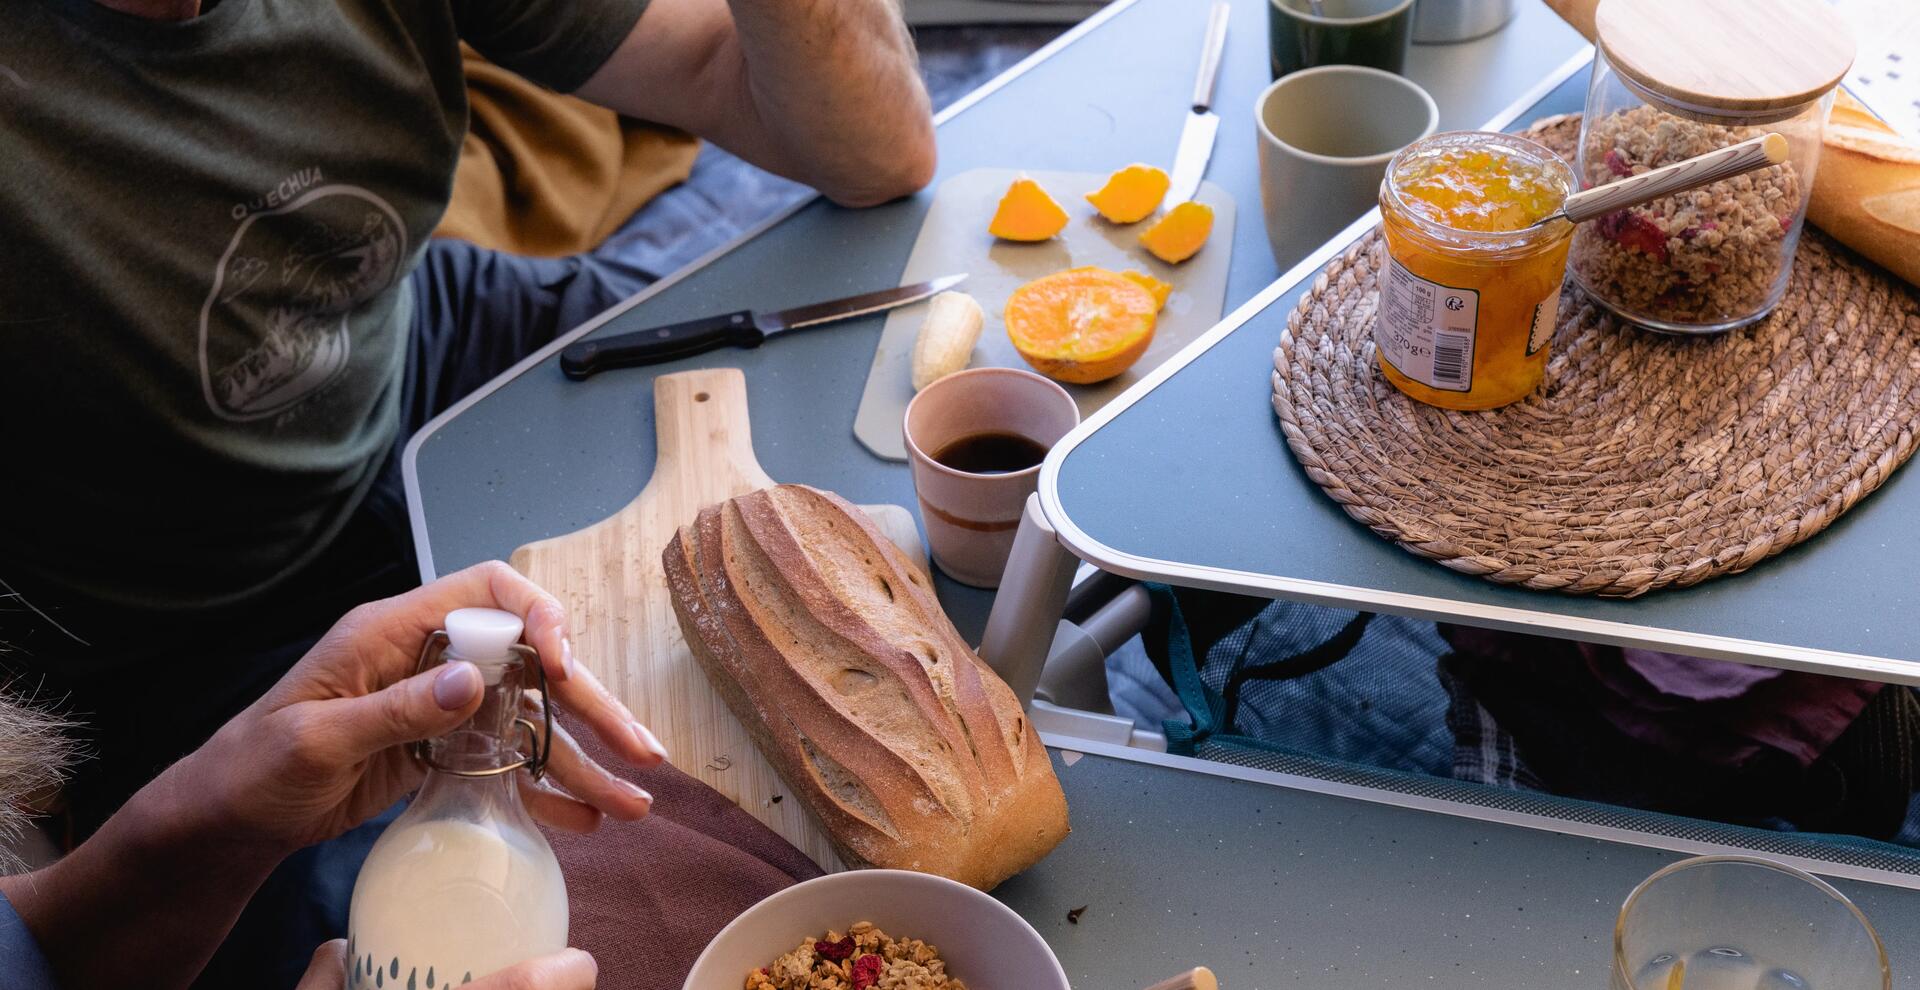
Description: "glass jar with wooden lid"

(1571, 0), (1853, 334)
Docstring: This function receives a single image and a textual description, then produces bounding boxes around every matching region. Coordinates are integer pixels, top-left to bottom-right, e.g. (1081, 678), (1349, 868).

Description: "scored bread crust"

(1808, 91), (1920, 288)
(663, 484), (1069, 889)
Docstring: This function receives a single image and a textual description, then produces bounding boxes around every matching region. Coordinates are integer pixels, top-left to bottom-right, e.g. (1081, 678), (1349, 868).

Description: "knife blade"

(560, 273), (968, 380)
(1165, 1), (1232, 206)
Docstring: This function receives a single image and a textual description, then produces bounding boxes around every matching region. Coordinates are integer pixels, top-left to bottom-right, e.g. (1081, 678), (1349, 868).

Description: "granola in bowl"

(1569, 106), (1804, 329)
(745, 922), (967, 990)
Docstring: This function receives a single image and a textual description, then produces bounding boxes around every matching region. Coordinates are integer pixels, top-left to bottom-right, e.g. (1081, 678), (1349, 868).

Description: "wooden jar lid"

(1595, 0), (1854, 116)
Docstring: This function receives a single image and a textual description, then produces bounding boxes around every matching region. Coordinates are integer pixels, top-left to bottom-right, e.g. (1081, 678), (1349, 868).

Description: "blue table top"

(1017, 743), (1920, 988)
(404, 0), (1587, 642)
(1043, 61), (1920, 684)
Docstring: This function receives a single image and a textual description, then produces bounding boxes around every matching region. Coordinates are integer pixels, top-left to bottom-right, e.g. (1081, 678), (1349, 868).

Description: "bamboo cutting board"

(509, 368), (926, 870)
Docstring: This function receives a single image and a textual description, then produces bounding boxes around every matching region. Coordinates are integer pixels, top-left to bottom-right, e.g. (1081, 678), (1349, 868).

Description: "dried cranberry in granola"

(1596, 209), (1669, 262)
(815, 936), (857, 962)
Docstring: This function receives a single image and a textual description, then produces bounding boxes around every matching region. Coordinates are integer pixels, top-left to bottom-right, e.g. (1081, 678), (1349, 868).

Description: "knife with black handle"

(561, 311), (764, 380)
(559, 273), (967, 380)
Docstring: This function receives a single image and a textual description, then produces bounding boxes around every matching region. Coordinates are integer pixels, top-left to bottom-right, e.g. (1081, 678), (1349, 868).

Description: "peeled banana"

(910, 290), (984, 391)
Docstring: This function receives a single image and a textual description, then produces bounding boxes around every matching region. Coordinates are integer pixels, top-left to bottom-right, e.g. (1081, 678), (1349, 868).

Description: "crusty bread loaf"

(1809, 90), (1920, 288)
(663, 484), (1068, 889)
(1540, 0), (1599, 45)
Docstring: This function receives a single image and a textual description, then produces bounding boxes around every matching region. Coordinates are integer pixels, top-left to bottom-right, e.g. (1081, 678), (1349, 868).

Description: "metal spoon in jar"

(1530, 132), (1789, 229)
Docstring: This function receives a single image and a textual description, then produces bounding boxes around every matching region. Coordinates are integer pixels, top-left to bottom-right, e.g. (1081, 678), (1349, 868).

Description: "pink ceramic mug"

(903, 368), (1081, 588)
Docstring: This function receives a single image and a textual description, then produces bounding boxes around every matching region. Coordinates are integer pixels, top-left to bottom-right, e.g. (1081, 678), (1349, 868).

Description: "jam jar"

(1571, 0), (1852, 334)
(1376, 130), (1576, 410)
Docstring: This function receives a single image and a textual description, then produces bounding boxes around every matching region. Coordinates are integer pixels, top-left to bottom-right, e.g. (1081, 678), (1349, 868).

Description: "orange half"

(1005, 267), (1160, 385)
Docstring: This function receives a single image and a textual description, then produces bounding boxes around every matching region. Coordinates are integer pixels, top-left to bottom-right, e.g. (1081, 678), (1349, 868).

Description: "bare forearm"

(580, 0), (935, 206)
(0, 761), (285, 989)
(724, 0), (934, 204)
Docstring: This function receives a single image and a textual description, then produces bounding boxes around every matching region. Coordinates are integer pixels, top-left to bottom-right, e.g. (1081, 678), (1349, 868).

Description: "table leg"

(979, 493), (1082, 706)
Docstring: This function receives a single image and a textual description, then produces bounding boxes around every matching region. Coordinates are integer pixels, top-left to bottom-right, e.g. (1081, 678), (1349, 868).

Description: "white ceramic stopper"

(445, 608), (524, 684)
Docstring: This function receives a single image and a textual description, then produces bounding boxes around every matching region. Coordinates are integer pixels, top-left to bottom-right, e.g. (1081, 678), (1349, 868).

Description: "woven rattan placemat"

(1270, 115), (1920, 597)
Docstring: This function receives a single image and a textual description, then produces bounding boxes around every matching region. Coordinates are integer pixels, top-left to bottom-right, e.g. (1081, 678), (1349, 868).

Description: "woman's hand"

(175, 560), (669, 854)
(299, 940), (597, 990)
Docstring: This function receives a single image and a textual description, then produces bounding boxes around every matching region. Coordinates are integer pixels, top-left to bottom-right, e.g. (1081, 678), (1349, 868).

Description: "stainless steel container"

(1410, 0), (1515, 43)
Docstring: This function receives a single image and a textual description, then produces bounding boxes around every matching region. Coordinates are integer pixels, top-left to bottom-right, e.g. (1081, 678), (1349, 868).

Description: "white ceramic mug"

(1256, 64), (1439, 270)
(903, 368), (1079, 589)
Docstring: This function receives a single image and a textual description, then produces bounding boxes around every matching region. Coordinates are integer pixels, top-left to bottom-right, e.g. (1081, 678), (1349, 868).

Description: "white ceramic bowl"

(683, 870), (1068, 990)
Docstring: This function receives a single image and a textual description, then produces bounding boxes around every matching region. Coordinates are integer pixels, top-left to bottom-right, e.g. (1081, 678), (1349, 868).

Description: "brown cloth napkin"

(542, 712), (824, 990)
(436, 44), (700, 258)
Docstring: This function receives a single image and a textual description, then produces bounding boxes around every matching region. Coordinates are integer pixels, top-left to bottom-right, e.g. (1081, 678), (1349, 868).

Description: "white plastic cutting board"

(854, 167), (1234, 461)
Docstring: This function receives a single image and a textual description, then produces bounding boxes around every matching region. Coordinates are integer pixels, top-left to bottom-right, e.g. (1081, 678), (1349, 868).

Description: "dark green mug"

(1268, 0), (1416, 79)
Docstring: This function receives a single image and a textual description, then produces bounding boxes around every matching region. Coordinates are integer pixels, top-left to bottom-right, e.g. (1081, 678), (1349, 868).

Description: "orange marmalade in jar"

(1376, 131), (1576, 410)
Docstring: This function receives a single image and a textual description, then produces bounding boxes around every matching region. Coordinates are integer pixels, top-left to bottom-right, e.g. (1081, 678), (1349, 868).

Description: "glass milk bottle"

(347, 608), (567, 988)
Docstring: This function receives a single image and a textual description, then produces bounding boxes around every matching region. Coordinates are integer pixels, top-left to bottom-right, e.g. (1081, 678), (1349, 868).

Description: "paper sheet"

(1831, 0), (1920, 138)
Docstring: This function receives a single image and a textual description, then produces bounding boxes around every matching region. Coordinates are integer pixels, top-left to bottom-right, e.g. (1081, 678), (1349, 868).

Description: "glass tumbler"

(1612, 855), (1889, 990)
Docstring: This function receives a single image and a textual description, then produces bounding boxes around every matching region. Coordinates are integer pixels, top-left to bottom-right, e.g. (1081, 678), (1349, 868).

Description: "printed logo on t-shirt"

(198, 180), (406, 422)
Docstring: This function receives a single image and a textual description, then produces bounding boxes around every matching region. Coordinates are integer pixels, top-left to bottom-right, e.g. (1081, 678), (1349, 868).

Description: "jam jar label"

(1378, 258), (1479, 392)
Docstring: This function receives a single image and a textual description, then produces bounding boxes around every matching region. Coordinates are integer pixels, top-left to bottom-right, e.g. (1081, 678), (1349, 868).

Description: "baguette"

(1808, 90), (1920, 288)
(1539, 0), (1599, 44)
(663, 484), (1069, 889)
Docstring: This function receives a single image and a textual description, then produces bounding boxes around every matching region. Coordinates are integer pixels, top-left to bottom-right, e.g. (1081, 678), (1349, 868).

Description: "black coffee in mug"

(931, 431), (1049, 475)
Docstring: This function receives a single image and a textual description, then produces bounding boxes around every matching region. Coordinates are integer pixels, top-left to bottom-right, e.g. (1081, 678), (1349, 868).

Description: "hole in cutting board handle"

(695, 392), (710, 402)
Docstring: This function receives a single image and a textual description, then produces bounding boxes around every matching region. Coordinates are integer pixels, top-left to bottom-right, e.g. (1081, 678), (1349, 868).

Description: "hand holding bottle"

(178, 560), (669, 855)
(0, 562), (653, 990)
(298, 940), (598, 989)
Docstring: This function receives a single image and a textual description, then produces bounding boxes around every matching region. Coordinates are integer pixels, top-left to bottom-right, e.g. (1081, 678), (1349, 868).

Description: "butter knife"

(1165, 1), (1232, 206)
(560, 273), (967, 380)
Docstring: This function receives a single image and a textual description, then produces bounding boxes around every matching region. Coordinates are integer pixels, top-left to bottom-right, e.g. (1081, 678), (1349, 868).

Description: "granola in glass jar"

(1569, 106), (1803, 327)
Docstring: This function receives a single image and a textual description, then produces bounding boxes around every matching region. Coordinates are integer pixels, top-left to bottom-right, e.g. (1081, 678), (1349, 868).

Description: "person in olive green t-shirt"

(0, 0), (933, 983)
(0, 0), (931, 616)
